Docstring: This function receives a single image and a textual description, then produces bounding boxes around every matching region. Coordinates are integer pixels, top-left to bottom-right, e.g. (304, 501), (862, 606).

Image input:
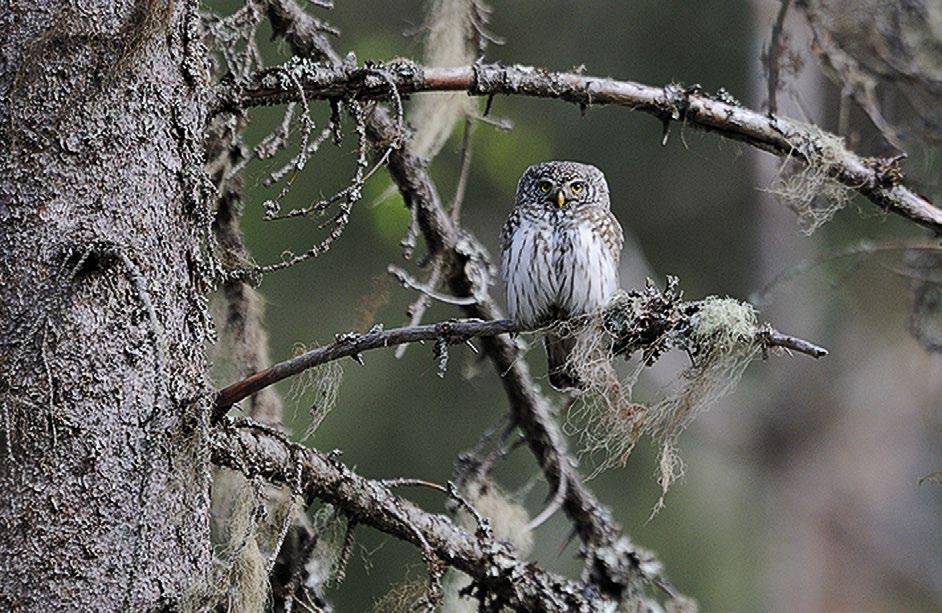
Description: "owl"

(500, 161), (624, 390)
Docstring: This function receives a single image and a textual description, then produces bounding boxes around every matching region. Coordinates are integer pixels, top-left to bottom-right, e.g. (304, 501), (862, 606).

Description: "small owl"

(500, 161), (624, 390)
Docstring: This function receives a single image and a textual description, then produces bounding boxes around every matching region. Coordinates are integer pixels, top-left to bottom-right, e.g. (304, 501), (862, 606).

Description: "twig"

(254, 100), (367, 273)
(381, 478), (449, 494)
(758, 325), (828, 358)
(394, 257), (444, 359)
(450, 117), (476, 221)
(527, 466), (567, 531)
(387, 265), (477, 306)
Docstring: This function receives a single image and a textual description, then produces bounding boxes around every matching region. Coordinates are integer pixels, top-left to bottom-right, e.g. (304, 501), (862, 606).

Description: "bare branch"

(758, 325), (828, 358)
(210, 425), (606, 612)
(387, 264), (478, 306)
(229, 60), (942, 234)
(213, 319), (514, 419)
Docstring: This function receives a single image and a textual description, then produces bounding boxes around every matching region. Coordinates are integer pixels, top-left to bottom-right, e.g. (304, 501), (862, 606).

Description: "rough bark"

(0, 1), (213, 610)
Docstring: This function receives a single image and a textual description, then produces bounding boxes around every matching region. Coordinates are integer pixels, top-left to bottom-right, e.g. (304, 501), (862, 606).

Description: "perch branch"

(214, 316), (825, 418)
(211, 425), (605, 612)
(229, 61), (942, 234)
(213, 318), (514, 419)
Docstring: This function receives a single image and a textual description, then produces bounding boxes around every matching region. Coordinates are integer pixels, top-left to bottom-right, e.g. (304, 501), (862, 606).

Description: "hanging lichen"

(286, 345), (343, 441)
(644, 297), (761, 515)
(409, 0), (488, 159)
(767, 122), (855, 235)
(560, 283), (764, 513)
(372, 571), (431, 613)
(440, 476), (533, 612)
(185, 470), (304, 613)
(563, 282), (683, 475)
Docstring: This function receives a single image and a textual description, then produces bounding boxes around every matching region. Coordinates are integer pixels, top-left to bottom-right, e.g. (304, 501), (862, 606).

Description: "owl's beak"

(555, 189), (566, 208)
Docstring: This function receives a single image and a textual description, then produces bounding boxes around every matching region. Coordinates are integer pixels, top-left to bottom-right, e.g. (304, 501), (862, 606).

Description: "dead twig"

(765, 0), (791, 116)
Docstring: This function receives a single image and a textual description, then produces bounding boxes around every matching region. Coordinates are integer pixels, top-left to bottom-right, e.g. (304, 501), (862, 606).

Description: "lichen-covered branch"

(210, 425), (605, 612)
(229, 60), (942, 234)
(213, 309), (825, 419)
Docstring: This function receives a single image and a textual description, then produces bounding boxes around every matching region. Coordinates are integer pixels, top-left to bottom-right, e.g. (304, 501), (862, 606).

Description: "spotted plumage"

(500, 161), (624, 390)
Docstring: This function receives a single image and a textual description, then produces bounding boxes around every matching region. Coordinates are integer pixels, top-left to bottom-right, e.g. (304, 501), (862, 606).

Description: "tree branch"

(213, 318), (514, 419)
(210, 424), (606, 612)
(214, 315), (826, 419)
(229, 60), (942, 234)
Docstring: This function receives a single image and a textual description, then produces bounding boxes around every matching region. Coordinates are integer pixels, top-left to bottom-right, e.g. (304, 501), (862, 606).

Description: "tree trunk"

(0, 1), (212, 610)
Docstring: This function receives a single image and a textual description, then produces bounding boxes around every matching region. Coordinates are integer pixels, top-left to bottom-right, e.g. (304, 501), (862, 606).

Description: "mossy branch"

(210, 424), (605, 612)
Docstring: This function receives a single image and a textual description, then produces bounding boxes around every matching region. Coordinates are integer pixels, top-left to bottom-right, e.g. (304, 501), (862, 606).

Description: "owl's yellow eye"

(570, 181), (585, 194)
(538, 181), (552, 194)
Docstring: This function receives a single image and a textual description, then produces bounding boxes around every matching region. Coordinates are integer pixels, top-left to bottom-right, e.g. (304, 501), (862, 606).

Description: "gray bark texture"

(0, 1), (213, 610)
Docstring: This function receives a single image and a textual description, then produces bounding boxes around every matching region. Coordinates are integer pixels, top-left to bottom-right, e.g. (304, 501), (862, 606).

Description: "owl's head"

(514, 160), (610, 211)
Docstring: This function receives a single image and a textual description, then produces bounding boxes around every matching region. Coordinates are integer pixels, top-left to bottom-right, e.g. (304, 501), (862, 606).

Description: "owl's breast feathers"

(500, 204), (623, 328)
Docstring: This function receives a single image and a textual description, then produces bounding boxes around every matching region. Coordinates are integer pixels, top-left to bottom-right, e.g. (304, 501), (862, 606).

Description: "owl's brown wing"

(596, 209), (624, 264)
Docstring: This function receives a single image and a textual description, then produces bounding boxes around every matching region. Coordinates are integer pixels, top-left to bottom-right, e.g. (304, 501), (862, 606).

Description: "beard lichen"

(767, 122), (856, 235)
(562, 284), (680, 476)
(371, 573), (430, 613)
(561, 286), (762, 513)
(301, 503), (352, 593)
(408, 0), (484, 159)
(219, 479), (271, 613)
(285, 343), (343, 441)
(644, 297), (760, 515)
(195, 470), (303, 613)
